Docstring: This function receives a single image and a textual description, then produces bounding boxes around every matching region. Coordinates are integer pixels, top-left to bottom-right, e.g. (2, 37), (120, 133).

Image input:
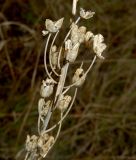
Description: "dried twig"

(24, 0), (107, 159)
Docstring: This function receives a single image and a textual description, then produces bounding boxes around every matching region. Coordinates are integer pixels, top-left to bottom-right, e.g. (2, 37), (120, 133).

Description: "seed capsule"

(40, 79), (54, 98)
(72, 68), (86, 87)
(80, 8), (95, 19)
(25, 135), (38, 152)
(38, 134), (54, 158)
(38, 99), (51, 117)
(93, 34), (106, 59)
(45, 18), (64, 33)
(58, 95), (72, 112)
(65, 40), (80, 63)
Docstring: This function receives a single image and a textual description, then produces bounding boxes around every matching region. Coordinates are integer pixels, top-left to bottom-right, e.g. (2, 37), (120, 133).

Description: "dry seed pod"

(58, 95), (72, 112)
(51, 45), (57, 52)
(71, 24), (87, 44)
(38, 99), (51, 117)
(40, 79), (54, 98)
(65, 41), (80, 63)
(45, 19), (55, 32)
(45, 18), (64, 33)
(93, 34), (106, 59)
(38, 134), (54, 158)
(78, 26), (87, 43)
(51, 52), (58, 68)
(72, 68), (86, 86)
(54, 18), (64, 29)
(38, 133), (49, 148)
(80, 8), (95, 19)
(38, 133), (54, 158)
(55, 63), (69, 99)
(26, 135), (38, 152)
(65, 39), (72, 50)
(71, 23), (79, 45)
(51, 45), (58, 67)
(38, 98), (45, 110)
(85, 31), (94, 42)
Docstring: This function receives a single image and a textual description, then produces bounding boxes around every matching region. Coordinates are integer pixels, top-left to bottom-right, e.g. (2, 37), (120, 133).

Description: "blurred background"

(0, 0), (136, 159)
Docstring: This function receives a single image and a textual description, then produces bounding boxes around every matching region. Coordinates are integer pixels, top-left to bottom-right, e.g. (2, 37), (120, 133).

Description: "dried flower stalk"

(24, 0), (107, 159)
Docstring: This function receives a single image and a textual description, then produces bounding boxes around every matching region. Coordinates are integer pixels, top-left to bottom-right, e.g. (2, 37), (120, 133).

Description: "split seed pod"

(40, 78), (54, 98)
(71, 24), (87, 44)
(38, 135), (54, 158)
(38, 99), (51, 118)
(65, 40), (80, 63)
(38, 133), (49, 149)
(93, 34), (106, 59)
(58, 95), (72, 112)
(72, 68), (86, 87)
(45, 18), (64, 33)
(80, 8), (95, 19)
(26, 135), (38, 152)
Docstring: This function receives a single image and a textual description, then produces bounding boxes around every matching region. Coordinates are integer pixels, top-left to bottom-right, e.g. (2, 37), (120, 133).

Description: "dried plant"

(24, 0), (107, 159)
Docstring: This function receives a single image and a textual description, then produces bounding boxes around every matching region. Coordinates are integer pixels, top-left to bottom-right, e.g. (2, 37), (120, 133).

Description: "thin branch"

(44, 33), (57, 83)
(84, 55), (96, 75)
(42, 106), (52, 131)
(54, 62), (69, 104)
(42, 111), (63, 158)
(38, 115), (41, 135)
(24, 152), (29, 160)
(0, 27), (16, 81)
(72, 0), (78, 15)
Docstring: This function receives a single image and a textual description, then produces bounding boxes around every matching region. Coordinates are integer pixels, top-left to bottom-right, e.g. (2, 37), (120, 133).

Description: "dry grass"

(0, 0), (136, 159)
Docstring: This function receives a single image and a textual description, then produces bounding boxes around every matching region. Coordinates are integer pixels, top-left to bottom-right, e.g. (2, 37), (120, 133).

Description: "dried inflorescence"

(93, 34), (107, 59)
(25, 133), (54, 159)
(24, 1), (107, 159)
(40, 79), (54, 98)
(58, 95), (72, 112)
(80, 8), (95, 19)
(72, 68), (86, 87)
(44, 18), (64, 33)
